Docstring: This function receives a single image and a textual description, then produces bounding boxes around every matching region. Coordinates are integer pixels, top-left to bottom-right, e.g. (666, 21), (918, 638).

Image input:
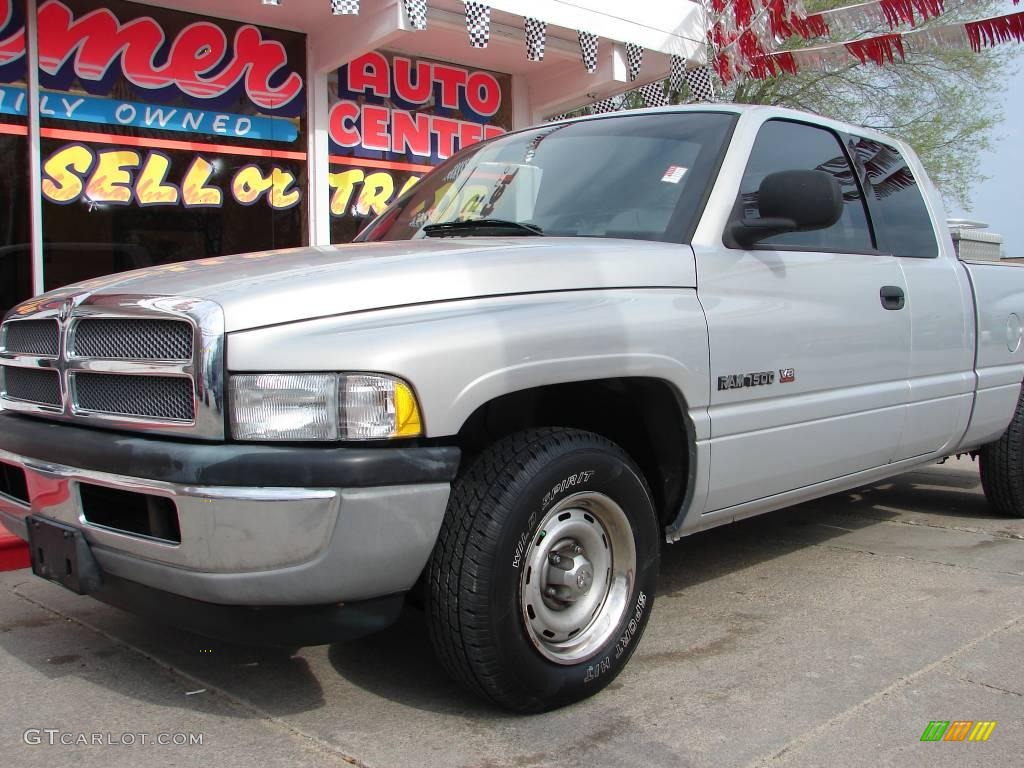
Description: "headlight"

(229, 373), (422, 441)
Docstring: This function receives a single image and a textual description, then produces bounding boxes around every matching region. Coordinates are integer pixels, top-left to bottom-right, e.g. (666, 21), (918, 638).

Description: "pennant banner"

(751, 9), (1024, 78)
(525, 17), (546, 61)
(403, 0), (427, 30)
(331, 0), (360, 15)
(465, 2), (490, 48)
(578, 31), (599, 73)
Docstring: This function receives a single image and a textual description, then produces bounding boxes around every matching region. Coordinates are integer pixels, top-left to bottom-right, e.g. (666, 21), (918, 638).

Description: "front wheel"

(425, 428), (660, 712)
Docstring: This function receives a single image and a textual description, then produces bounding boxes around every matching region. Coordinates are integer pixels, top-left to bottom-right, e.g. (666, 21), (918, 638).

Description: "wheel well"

(456, 378), (691, 528)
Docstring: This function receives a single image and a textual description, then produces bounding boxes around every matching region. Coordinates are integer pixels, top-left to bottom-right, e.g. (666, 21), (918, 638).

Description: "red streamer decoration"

(965, 11), (1024, 51)
(881, 0), (916, 28)
(845, 33), (906, 64)
(911, 0), (946, 22)
(791, 13), (831, 39)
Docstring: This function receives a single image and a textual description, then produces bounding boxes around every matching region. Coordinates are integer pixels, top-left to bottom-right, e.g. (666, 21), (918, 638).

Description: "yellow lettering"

(181, 157), (222, 207)
(269, 168), (300, 209)
(231, 165), (274, 205)
(135, 153), (179, 205)
(356, 171), (394, 216)
(41, 144), (94, 203)
(397, 176), (420, 197)
(328, 169), (365, 216)
(86, 149), (140, 204)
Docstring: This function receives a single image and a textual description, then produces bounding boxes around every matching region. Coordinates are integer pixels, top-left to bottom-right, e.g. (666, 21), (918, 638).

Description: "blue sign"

(0, 85), (298, 143)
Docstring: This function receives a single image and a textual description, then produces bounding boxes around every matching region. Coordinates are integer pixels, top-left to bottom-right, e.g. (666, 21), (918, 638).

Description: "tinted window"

(847, 137), (938, 258)
(736, 120), (873, 252)
(358, 112), (736, 244)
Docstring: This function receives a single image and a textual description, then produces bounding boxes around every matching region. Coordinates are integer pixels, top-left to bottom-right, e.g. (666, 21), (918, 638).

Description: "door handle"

(880, 285), (905, 310)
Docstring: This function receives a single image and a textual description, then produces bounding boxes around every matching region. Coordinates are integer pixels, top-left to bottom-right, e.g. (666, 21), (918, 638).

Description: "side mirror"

(728, 169), (844, 248)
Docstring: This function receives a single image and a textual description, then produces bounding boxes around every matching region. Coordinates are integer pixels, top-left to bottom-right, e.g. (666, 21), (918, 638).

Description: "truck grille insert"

(3, 368), (62, 406)
(71, 319), (193, 361)
(74, 373), (194, 422)
(3, 320), (59, 356)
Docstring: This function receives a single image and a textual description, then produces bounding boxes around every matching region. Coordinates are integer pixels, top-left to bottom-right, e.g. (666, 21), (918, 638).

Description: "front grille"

(3, 320), (59, 356)
(71, 319), (193, 361)
(2, 368), (62, 406)
(74, 373), (194, 422)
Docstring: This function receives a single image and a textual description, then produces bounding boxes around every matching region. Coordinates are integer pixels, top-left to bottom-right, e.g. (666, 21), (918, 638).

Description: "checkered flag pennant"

(465, 2), (490, 48)
(578, 31), (598, 73)
(684, 66), (715, 103)
(525, 17), (546, 61)
(403, 0), (427, 30)
(669, 55), (686, 96)
(590, 97), (620, 114)
(639, 81), (667, 108)
(626, 43), (643, 81)
(330, 0), (359, 15)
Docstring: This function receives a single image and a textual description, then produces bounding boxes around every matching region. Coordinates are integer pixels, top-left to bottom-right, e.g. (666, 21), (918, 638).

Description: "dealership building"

(0, 0), (703, 318)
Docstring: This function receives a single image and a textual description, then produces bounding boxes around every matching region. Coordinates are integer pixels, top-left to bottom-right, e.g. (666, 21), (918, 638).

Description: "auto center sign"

(331, 52), (507, 163)
(327, 51), (511, 239)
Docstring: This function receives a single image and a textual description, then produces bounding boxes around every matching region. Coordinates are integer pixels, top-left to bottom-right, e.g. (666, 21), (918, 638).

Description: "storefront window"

(0, 0), (31, 317)
(328, 51), (512, 242)
(34, 0), (307, 291)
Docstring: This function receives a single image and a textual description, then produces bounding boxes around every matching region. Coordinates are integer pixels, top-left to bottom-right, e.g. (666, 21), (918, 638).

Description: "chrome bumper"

(0, 446), (452, 606)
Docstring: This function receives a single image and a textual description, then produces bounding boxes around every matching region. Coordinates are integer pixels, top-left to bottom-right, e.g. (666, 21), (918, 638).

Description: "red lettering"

(347, 51), (390, 98)
(392, 110), (431, 157)
(329, 100), (361, 148)
(457, 122), (482, 152)
(484, 125), (506, 140)
(0, 0), (25, 67)
(465, 72), (500, 117)
(431, 63), (467, 110)
(392, 56), (432, 104)
(361, 104), (391, 152)
(35, 1), (302, 111)
(431, 115), (460, 160)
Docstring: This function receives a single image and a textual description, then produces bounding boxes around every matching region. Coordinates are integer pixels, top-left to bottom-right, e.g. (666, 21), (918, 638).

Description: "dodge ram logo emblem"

(58, 298), (75, 323)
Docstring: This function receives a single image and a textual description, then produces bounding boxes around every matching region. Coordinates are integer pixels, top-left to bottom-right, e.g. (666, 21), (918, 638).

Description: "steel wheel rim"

(519, 490), (636, 664)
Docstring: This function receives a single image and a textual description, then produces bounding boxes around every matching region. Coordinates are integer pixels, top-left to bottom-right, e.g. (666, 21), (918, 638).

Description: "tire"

(979, 387), (1024, 518)
(425, 428), (660, 712)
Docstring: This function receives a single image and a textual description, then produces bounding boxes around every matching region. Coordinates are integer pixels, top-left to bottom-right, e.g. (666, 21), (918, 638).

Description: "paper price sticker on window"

(661, 165), (688, 184)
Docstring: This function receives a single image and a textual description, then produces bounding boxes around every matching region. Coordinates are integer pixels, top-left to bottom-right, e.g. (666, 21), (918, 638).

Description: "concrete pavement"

(1, 456), (1021, 767)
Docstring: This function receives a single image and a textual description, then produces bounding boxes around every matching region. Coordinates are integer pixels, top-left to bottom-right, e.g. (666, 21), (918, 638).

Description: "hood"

(19, 238), (696, 332)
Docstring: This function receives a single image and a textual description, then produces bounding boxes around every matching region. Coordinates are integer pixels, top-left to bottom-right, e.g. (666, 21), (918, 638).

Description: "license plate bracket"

(26, 515), (102, 594)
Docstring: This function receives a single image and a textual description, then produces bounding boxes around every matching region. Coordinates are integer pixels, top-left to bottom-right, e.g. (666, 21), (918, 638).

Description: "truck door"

(846, 136), (974, 461)
(697, 118), (912, 512)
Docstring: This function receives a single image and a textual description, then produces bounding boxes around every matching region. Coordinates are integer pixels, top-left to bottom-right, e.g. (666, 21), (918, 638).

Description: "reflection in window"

(737, 120), (874, 253)
(847, 137), (938, 258)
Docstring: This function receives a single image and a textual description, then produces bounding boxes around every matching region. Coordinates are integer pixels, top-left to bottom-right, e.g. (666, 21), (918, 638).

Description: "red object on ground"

(0, 522), (30, 571)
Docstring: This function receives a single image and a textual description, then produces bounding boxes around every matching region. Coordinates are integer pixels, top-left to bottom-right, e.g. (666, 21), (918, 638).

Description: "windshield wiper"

(423, 219), (544, 238)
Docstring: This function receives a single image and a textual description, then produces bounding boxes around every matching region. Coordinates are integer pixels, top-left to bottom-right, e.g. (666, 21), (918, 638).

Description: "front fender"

(226, 289), (712, 439)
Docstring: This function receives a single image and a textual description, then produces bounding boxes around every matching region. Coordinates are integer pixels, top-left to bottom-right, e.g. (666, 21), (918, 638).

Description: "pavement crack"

(10, 584), (372, 768)
(816, 542), (1024, 578)
(958, 675), (1023, 697)
(744, 615), (1024, 768)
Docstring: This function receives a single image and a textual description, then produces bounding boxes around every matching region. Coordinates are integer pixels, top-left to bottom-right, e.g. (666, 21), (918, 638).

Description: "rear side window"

(847, 137), (939, 258)
(734, 120), (874, 253)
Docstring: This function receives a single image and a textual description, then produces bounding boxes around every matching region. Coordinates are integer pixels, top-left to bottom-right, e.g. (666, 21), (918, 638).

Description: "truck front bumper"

(0, 412), (459, 615)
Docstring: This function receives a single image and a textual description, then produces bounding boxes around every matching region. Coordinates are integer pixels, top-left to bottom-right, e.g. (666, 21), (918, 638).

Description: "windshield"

(356, 112), (736, 244)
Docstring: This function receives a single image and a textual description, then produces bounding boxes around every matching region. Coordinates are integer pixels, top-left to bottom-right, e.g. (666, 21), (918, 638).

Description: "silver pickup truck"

(2, 105), (1023, 712)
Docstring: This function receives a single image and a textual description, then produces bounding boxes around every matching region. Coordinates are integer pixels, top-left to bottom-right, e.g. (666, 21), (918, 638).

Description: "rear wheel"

(979, 388), (1024, 518)
(425, 428), (659, 712)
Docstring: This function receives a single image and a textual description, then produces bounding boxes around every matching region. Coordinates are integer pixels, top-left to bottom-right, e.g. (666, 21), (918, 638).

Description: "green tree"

(725, 0), (1020, 209)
